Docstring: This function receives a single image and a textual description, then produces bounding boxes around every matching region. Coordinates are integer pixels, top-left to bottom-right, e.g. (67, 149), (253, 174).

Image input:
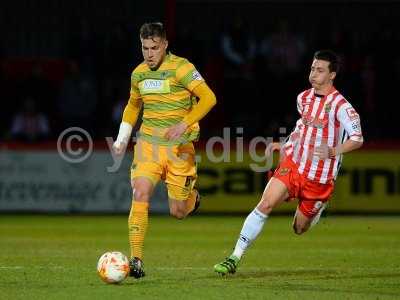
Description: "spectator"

(18, 63), (56, 117)
(260, 19), (306, 76)
(67, 18), (98, 76)
(221, 17), (256, 80)
(220, 17), (257, 132)
(57, 61), (97, 133)
(10, 97), (50, 142)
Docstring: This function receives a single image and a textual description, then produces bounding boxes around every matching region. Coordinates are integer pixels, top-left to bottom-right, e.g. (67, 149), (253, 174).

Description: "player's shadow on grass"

(231, 269), (400, 281)
(220, 270), (400, 297)
(272, 283), (400, 298)
(233, 268), (339, 279)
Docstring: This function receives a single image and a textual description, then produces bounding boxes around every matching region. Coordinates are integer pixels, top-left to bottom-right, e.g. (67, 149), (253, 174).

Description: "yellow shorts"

(131, 139), (197, 201)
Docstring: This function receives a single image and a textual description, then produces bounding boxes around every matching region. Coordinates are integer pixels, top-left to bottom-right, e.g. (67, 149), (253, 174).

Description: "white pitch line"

(0, 266), (390, 273)
(0, 266), (65, 270)
(0, 266), (291, 273)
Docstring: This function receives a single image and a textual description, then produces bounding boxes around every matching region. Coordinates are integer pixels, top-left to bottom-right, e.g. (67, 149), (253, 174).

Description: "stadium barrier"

(0, 149), (167, 213)
(198, 149), (400, 214)
(0, 148), (399, 214)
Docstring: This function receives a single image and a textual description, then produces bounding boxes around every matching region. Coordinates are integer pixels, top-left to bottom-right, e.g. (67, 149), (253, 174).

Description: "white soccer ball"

(97, 251), (130, 284)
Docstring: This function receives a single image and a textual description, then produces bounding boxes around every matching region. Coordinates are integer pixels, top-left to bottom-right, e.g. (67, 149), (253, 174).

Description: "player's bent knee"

(133, 188), (151, 202)
(257, 201), (274, 215)
(293, 223), (309, 235)
(169, 207), (186, 220)
(293, 226), (304, 235)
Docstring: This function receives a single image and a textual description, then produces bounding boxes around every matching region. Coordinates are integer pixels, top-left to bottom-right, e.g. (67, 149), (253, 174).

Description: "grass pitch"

(0, 215), (399, 299)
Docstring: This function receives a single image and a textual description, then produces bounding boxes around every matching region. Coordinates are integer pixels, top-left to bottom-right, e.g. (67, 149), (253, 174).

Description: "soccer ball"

(97, 251), (130, 284)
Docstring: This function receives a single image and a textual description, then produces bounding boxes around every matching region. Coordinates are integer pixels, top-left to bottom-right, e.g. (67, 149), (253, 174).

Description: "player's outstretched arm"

(113, 97), (143, 155)
(315, 103), (363, 160)
(333, 139), (363, 156)
(165, 82), (216, 140)
(314, 139), (363, 160)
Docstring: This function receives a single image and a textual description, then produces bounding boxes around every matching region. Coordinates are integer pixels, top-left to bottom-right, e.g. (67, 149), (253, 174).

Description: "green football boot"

(214, 255), (239, 275)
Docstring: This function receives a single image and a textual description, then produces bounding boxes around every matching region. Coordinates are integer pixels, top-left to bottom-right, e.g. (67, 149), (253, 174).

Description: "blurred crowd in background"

(0, 1), (398, 143)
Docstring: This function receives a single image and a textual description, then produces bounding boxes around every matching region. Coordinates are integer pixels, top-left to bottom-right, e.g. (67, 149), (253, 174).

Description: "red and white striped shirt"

(284, 87), (363, 184)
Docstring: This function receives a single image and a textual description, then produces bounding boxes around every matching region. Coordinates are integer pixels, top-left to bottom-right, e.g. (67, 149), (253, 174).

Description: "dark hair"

(139, 22), (166, 40)
(313, 50), (340, 73)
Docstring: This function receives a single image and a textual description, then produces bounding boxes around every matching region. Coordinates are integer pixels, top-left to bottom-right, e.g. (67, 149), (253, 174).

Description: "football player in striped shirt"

(214, 50), (363, 275)
(113, 22), (216, 278)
